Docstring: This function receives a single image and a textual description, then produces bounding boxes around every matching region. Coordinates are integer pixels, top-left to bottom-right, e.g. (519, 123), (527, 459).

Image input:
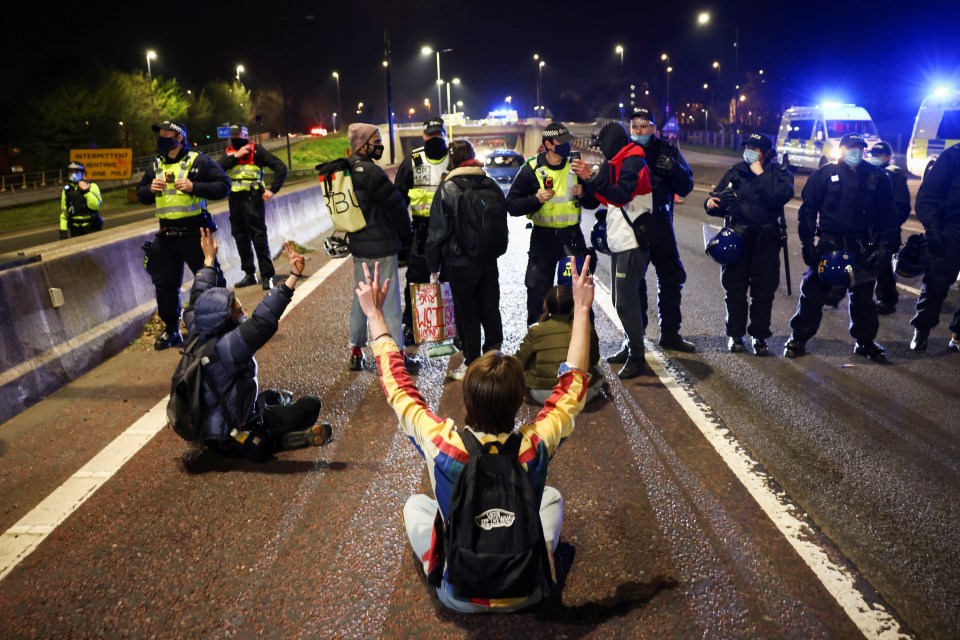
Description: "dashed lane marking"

(592, 279), (912, 640)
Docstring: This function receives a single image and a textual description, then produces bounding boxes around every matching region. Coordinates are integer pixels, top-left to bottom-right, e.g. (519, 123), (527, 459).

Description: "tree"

(189, 81), (251, 141)
(251, 89), (286, 137)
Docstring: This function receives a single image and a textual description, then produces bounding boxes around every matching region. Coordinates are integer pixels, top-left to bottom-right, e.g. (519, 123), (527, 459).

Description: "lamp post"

(698, 12), (740, 131)
(146, 50), (157, 81)
(332, 71), (342, 132)
(421, 46), (452, 117)
(661, 53), (671, 121)
(235, 64), (244, 84)
(446, 77), (460, 116)
(538, 60), (546, 115)
(615, 44), (624, 74)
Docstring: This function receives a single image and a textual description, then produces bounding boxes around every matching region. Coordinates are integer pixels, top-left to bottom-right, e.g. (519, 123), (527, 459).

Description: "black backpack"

(454, 179), (509, 260)
(435, 430), (554, 600)
(166, 334), (234, 442)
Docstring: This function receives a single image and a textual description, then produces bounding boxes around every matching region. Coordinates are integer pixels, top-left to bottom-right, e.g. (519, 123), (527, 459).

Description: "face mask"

(552, 142), (571, 159)
(867, 156), (884, 166)
(843, 148), (863, 167)
(68, 172), (83, 183)
(157, 136), (178, 156)
(366, 143), (385, 161)
(743, 149), (760, 165)
(632, 134), (652, 146)
(230, 138), (248, 150)
(423, 137), (447, 160)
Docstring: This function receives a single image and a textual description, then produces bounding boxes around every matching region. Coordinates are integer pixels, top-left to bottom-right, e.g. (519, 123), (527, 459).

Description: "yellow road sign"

(69, 148), (133, 180)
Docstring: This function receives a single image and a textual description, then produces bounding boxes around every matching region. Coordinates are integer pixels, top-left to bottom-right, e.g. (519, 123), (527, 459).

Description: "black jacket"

(915, 143), (960, 233)
(505, 152), (600, 217)
(345, 153), (411, 258)
(637, 136), (694, 212)
(217, 144), (289, 194)
(798, 160), (898, 248)
(425, 165), (505, 270)
(879, 163), (911, 226)
(706, 161), (795, 228)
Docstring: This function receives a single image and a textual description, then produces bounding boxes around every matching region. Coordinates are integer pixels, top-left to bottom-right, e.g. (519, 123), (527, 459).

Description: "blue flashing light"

(933, 86), (952, 97)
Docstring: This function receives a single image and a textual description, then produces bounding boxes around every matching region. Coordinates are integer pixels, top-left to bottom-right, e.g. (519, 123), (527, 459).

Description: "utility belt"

(157, 211), (215, 237)
(729, 221), (778, 245)
(818, 232), (875, 257)
(230, 183), (265, 198)
(531, 223), (581, 237)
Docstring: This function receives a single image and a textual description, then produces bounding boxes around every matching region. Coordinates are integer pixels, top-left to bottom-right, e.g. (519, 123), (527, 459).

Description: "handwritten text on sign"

(411, 283), (457, 344)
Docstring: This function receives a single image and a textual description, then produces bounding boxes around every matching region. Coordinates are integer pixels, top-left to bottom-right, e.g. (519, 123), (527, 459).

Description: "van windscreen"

(785, 119), (814, 140)
(936, 110), (960, 139)
(826, 120), (878, 138)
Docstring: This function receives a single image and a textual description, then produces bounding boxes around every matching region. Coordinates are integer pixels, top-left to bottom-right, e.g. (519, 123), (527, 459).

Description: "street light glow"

(452, 78), (460, 85)
(615, 45), (624, 54)
(533, 53), (539, 60)
(698, 11), (710, 24)
(421, 46), (432, 55)
(332, 71), (338, 78)
(661, 53), (668, 61)
(713, 61), (720, 69)
(235, 64), (244, 82)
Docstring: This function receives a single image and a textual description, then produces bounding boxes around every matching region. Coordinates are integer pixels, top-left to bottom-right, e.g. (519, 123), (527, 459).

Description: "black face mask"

(552, 142), (572, 159)
(423, 137), (447, 160)
(157, 136), (178, 156)
(367, 143), (385, 161)
(230, 138), (248, 149)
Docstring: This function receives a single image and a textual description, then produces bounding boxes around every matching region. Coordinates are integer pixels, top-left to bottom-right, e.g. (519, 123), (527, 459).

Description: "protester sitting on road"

(356, 257), (594, 613)
(514, 284), (603, 404)
(183, 227), (332, 463)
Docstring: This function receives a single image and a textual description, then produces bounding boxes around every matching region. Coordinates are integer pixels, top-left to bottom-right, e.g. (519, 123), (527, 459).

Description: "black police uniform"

(637, 136), (694, 343)
(910, 143), (960, 348)
(874, 160), (912, 312)
(706, 159), (794, 345)
(137, 146), (230, 347)
(218, 142), (288, 286)
(787, 157), (897, 354)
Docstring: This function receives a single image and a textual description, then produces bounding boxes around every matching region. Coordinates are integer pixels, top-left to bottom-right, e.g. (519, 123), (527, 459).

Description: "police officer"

(394, 117), (447, 344)
(218, 124), (288, 290)
(705, 133), (794, 354)
(506, 121), (600, 326)
(59, 162), (103, 239)
(784, 133), (898, 361)
(866, 141), (912, 314)
(909, 142), (960, 352)
(137, 120), (230, 351)
(609, 108), (696, 360)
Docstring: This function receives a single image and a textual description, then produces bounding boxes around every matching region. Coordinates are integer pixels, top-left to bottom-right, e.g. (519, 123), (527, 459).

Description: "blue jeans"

(349, 254), (403, 348)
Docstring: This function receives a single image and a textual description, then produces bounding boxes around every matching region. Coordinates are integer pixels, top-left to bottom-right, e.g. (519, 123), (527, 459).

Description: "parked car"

(483, 149), (525, 192)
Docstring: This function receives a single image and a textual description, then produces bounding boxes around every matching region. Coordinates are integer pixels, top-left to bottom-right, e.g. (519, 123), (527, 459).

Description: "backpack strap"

(197, 336), (240, 428)
(459, 429), (482, 457)
(500, 431), (523, 458)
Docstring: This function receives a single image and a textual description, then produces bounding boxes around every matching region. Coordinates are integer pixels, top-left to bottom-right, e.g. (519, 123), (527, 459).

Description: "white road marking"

(0, 254), (351, 582)
(592, 279), (912, 640)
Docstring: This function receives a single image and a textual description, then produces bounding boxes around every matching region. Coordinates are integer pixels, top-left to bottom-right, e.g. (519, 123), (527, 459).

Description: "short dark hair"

(463, 351), (525, 434)
(448, 139), (476, 169)
(539, 285), (573, 323)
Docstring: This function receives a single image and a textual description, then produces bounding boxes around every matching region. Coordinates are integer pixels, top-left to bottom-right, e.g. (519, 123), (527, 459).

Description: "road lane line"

(0, 253), (351, 583)
(592, 279), (911, 640)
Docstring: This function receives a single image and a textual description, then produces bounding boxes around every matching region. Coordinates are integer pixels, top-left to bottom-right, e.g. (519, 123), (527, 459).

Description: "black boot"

(854, 341), (887, 362)
(727, 336), (745, 353)
(617, 358), (649, 379)
(752, 337), (769, 356)
(910, 329), (928, 352)
(234, 273), (258, 288)
(783, 336), (806, 358)
(606, 345), (630, 364)
(659, 333), (696, 352)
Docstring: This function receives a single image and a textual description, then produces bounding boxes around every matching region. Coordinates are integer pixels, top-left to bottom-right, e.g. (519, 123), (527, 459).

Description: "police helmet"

(556, 254), (589, 287)
(66, 161), (85, 173)
(892, 233), (928, 278)
(323, 235), (350, 259)
(591, 219), (610, 255)
(818, 250), (855, 287)
(704, 227), (743, 265)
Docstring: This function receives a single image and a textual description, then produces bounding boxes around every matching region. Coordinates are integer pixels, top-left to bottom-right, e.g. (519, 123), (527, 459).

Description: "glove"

(925, 230), (945, 256)
(59, 230), (69, 241)
(801, 242), (819, 268)
(718, 189), (741, 217)
(655, 154), (676, 173)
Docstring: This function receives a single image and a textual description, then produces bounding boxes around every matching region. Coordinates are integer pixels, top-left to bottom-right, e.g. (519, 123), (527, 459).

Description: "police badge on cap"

(542, 122), (573, 142)
(423, 117), (446, 135)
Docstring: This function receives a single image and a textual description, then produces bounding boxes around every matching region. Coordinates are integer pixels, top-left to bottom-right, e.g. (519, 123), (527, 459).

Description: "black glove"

(655, 154), (676, 173)
(864, 246), (885, 271)
(59, 230), (69, 241)
(718, 189), (741, 217)
(925, 230), (945, 256)
(801, 242), (819, 268)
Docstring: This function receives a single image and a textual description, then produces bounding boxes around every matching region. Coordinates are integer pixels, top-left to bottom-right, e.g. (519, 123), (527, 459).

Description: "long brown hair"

(539, 285), (573, 324)
(462, 351), (525, 434)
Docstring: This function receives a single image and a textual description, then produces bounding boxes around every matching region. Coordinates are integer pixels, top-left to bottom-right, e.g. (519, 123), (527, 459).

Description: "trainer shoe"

(949, 333), (959, 352)
(876, 302), (896, 316)
(910, 329), (929, 352)
(261, 276), (275, 290)
(281, 422), (333, 450)
(348, 348), (365, 371)
(854, 341), (887, 362)
(606, 345), (630, 364)
(617, 358), (649, 379)
(783, 336), (806, 358)
(659, 333), (696, 352)
(403, 352), (421, 375)
(154, 330), (183, 351)
(727, 336), (745, 353)
(447, 362), (468, 381)
(234, 273), (258, 288)
(752, 337), (769, 356)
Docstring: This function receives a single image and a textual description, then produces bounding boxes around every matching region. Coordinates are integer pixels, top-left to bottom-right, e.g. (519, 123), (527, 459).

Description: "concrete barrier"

(0, 184), (331, 426)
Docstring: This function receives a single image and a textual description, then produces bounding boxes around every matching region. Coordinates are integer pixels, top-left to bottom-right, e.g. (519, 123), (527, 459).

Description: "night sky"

(5, 0), (959, 141)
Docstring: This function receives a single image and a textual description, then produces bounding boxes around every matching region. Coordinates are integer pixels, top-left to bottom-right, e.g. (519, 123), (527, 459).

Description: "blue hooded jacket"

(183, 267), (291, 443)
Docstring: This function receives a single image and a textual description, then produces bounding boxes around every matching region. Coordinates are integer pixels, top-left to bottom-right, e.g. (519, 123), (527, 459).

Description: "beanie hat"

(348, 123), (380, 153)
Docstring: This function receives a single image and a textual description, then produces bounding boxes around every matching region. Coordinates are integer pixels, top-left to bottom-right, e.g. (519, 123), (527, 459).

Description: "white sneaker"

(447, 362), (468, 381)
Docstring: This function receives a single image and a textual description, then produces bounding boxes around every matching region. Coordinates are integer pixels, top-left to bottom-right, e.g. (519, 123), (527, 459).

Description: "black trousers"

(911, 227), (960, 335)
(874, 229), (902, 307)
(789, 268), (879, 344)
(403, 218), (431, 329)
(147, 230), (225, 333)
(524, 225), (587, 326)
(720, 231), (781, 339)
(68, 222), (101, 237)
(210, 391), (322, 463)
(228, 192), (274, 278)
(638, 210), (687, 335)
(447, 262), (503, 365)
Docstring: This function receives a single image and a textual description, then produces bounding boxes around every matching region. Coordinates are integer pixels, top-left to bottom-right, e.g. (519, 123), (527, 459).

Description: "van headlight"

(828, 145), (841, 159)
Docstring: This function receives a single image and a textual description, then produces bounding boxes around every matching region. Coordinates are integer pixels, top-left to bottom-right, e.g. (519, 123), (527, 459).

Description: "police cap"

(839, 133), (867, 148)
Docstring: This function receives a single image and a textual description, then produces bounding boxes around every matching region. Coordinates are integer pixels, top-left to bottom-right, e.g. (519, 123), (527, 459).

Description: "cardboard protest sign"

(410, 282), (457, 344)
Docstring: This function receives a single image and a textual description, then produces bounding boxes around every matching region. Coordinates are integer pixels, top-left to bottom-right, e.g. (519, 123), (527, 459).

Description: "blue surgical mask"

(553, 142), (571, 159)
(68, 172), (83, 183)
(632, 134), (652, 146)
(743, 149), (760, 165)
(843, 148), (863, 167)
(866, 156), (884, 166)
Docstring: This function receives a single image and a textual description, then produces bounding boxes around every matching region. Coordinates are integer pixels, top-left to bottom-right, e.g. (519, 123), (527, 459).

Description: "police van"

(776, 104), (880, 171)
(906, 90), (960, 178)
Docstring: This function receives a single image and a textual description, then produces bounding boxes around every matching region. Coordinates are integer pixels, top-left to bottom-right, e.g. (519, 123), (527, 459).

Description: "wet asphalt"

(0, 155), (957, 639)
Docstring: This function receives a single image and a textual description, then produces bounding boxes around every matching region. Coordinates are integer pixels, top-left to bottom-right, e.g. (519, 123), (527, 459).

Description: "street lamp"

(538, 59), (546, 115)
(236, 64), (244, 84)
(661, 53), (672, 121)
(446, 77), (460, 115)
(332, 71), (342, 132)
(146, 50), (157, 81)
(615, 44), (624, 74)
(421, 46), (452, 117)
(357, 101), (363, 115)
(408, 107), (415, 120)
(697, 13), (740, 130)
(332, 112), (338, 133)
(697, 11), (710, 25)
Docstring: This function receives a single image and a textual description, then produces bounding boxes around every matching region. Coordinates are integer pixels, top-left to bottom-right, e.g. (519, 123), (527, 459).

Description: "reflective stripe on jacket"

(408, 148), (447, 217)
(527, 157), (580, 228)
(155, 151), (208, 219)
(227, 161), (264, 192)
